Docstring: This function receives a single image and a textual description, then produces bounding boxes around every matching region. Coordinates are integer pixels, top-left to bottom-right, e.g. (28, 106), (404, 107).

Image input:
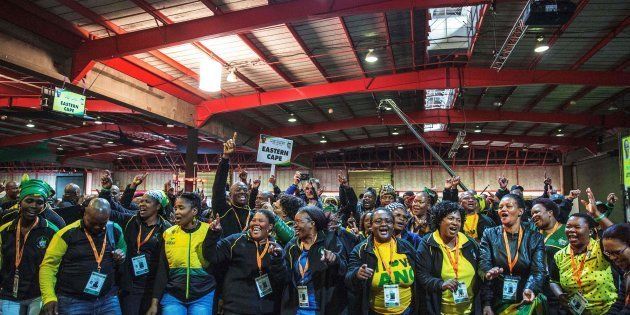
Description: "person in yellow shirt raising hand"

(345, 208), (421, 314)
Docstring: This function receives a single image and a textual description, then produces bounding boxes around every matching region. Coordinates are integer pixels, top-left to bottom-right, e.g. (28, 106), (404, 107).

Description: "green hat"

(19, 178), (54, 202)
(146, 190), (169, 209)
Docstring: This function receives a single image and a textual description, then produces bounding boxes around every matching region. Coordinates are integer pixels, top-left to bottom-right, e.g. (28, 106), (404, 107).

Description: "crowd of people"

(0, 134), (628, 315)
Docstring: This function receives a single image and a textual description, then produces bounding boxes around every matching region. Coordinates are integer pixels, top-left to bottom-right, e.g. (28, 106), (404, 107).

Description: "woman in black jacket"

(345, 208), (421, 315)
(417, 201), (484, 314)
(120, 190), (172, 315)
(207, 209), (288, 315)
(479, 194), (546, 314)
(282, 206), (347, 315)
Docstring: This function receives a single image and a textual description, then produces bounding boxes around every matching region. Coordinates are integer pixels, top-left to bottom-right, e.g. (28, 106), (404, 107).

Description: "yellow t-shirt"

(553, 239), (617, 314)
(434, 231), (476, 315)
(463, 213), (479, 241)
(370, 239), (414, 314)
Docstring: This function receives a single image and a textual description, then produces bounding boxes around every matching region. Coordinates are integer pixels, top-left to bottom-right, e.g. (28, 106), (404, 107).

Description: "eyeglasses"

(604, 246), (628, 258)
(372, 218), (393, 225)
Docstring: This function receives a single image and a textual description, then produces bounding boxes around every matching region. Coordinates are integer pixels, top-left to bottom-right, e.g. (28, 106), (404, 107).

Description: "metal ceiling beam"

(285, 23), (331, 83)
(294, 131), (596, 156)
(587, 88), (629, 113)
(339, 17), (366, 77)
(558, 86), (596, 111)
(0, 1), (84, 49)
(523, 85), (556, 112)
(264, 109), (630, 138)
(62, 140), (173, 160)
(197, 67), (630, 125)
(0, 124), (187, 148)
(72, 0), (493, 75)
(0, 97), (138, 114)
(570, 16), (630, 71)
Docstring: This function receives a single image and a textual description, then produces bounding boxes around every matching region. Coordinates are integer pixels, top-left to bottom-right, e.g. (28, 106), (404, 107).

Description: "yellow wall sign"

(53, 88), (86, 116)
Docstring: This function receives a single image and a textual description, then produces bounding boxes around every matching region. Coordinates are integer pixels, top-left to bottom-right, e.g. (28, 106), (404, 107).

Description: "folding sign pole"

(379, 98), (469, 192)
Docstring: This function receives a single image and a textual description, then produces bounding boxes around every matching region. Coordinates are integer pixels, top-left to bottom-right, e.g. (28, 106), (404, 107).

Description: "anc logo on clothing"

(36, 236), (48, 249)
(165, 237), (176, 245)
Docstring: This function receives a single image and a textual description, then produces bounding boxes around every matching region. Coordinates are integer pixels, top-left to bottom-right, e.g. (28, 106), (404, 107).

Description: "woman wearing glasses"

(281, 206), (346, 315)
(602, 223), (630, 313)
(345, 208), (421, 314)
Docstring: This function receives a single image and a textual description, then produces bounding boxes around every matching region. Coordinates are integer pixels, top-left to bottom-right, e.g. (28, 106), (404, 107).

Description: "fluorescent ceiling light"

(365, 49), (378, 63)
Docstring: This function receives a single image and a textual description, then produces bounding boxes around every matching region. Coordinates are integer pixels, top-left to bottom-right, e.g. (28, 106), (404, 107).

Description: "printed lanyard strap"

(502, 226), (523, 275)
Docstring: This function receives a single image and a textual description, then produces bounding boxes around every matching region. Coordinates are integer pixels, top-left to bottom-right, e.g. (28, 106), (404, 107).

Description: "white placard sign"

(257, 134), (293, 166)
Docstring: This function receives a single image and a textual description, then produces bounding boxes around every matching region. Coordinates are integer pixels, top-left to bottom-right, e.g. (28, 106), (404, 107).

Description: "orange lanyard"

(255, 240), (270, 274)
(137, 224), (157, 254)
(15, 217), (39, 269)
(233, 209), (251, 232)
(569, 243), (589, 292)
(441, 235), (460, 279)
(543, 222), (560, 243)
(85, 230), (107, 272)
(502, 226), (523, 275)
(374, 239), (395, 278)
(298, 234), (317, 279)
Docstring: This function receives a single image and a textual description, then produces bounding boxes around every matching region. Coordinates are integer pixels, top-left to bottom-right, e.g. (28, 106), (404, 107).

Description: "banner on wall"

(256, 134), (293, 166)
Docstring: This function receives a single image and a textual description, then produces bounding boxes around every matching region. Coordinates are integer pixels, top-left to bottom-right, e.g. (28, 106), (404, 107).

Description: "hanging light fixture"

(320, 136), (327, 143)
(199, 58), (222, 92)
(391, 128), (399, 135)
(25, 120), (35, 128)
(117, 155), (123, 160)
(534, 35), (549, 53)
(365, 49), (378, 63)
(288, 114), (297, 122)
(226, 68), (238, 83)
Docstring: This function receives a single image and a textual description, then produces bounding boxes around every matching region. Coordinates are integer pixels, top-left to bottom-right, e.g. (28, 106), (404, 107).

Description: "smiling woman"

(479, 194), (546, 314)
(345, 208), (422, 314)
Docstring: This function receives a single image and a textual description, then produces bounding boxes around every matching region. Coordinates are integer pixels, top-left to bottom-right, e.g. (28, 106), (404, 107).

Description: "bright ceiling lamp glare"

(319, 136), (327, 143)
(166, 124), (175, 128)
(391, 129), (399, 135)
(556, 129), (564, 137)
(107, 140), (114, 144)
(164, 137), (171, 143)
(474, 126), (482, 133)
(397, 145), (403, 150)
(288, 114), (297, 122)
(94, 120), (103, 125)
(26, 120), (35, 128)
(116, 155), (123, 160)
(199, 58), (223, 92)
(462, 144), (469, 148)
(365, 49), (378, 63)
(226, 68), (238, 83)
(534, 35), (549, 53)
(57, 146), (63, 151)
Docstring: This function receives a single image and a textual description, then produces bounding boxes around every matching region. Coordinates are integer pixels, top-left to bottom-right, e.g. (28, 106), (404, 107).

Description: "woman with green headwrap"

(120, 190), (172, 315)
(1, 177), (65, 229)
(0, 179), (60, 314)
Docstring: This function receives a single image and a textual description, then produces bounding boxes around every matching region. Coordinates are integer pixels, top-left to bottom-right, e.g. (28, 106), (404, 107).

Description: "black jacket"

(54, 204), (82, 226)
(98, 189), (137, 226)
(338, 185), (363, 227)
(122, 215), (171, 295)
(121, 184), (140, 211)
(470, 213), (496, 242)
(207, 231), (288, 315)
(281, 230), (347, 315)
(0, 216), (58, 300)
(345, 237), (421, 315)
(443, 188), (459, 203)
(417, 232), (485, 314)
(212, 157), (253, 237)
(479, 224), (546, 309)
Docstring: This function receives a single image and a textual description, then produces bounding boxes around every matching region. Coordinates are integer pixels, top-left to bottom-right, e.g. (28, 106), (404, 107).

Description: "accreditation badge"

(84, 271), (107, 296)
(255, 273), (273, 298)
(453, 281), (470, 304)
(131, 254), (149, 276)
(384, 284), (400, 308)
(568, 292), (587, 315)
(502, 275), (520, 301)
(297, 285), (309, 307)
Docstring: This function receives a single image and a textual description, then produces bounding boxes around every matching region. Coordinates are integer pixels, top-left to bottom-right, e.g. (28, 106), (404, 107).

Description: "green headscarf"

(19, 177), (54, 202)
(146, 190), (169, 209)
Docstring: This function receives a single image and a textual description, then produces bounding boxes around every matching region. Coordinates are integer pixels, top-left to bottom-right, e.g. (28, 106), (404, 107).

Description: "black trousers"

(120, 290), (154, 315)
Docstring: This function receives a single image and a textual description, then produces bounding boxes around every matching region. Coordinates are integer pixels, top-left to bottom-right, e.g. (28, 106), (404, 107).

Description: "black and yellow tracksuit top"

(153, 222), (216, 302)
(39, 220), (127, 304)
(0, 216), (58, 301)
